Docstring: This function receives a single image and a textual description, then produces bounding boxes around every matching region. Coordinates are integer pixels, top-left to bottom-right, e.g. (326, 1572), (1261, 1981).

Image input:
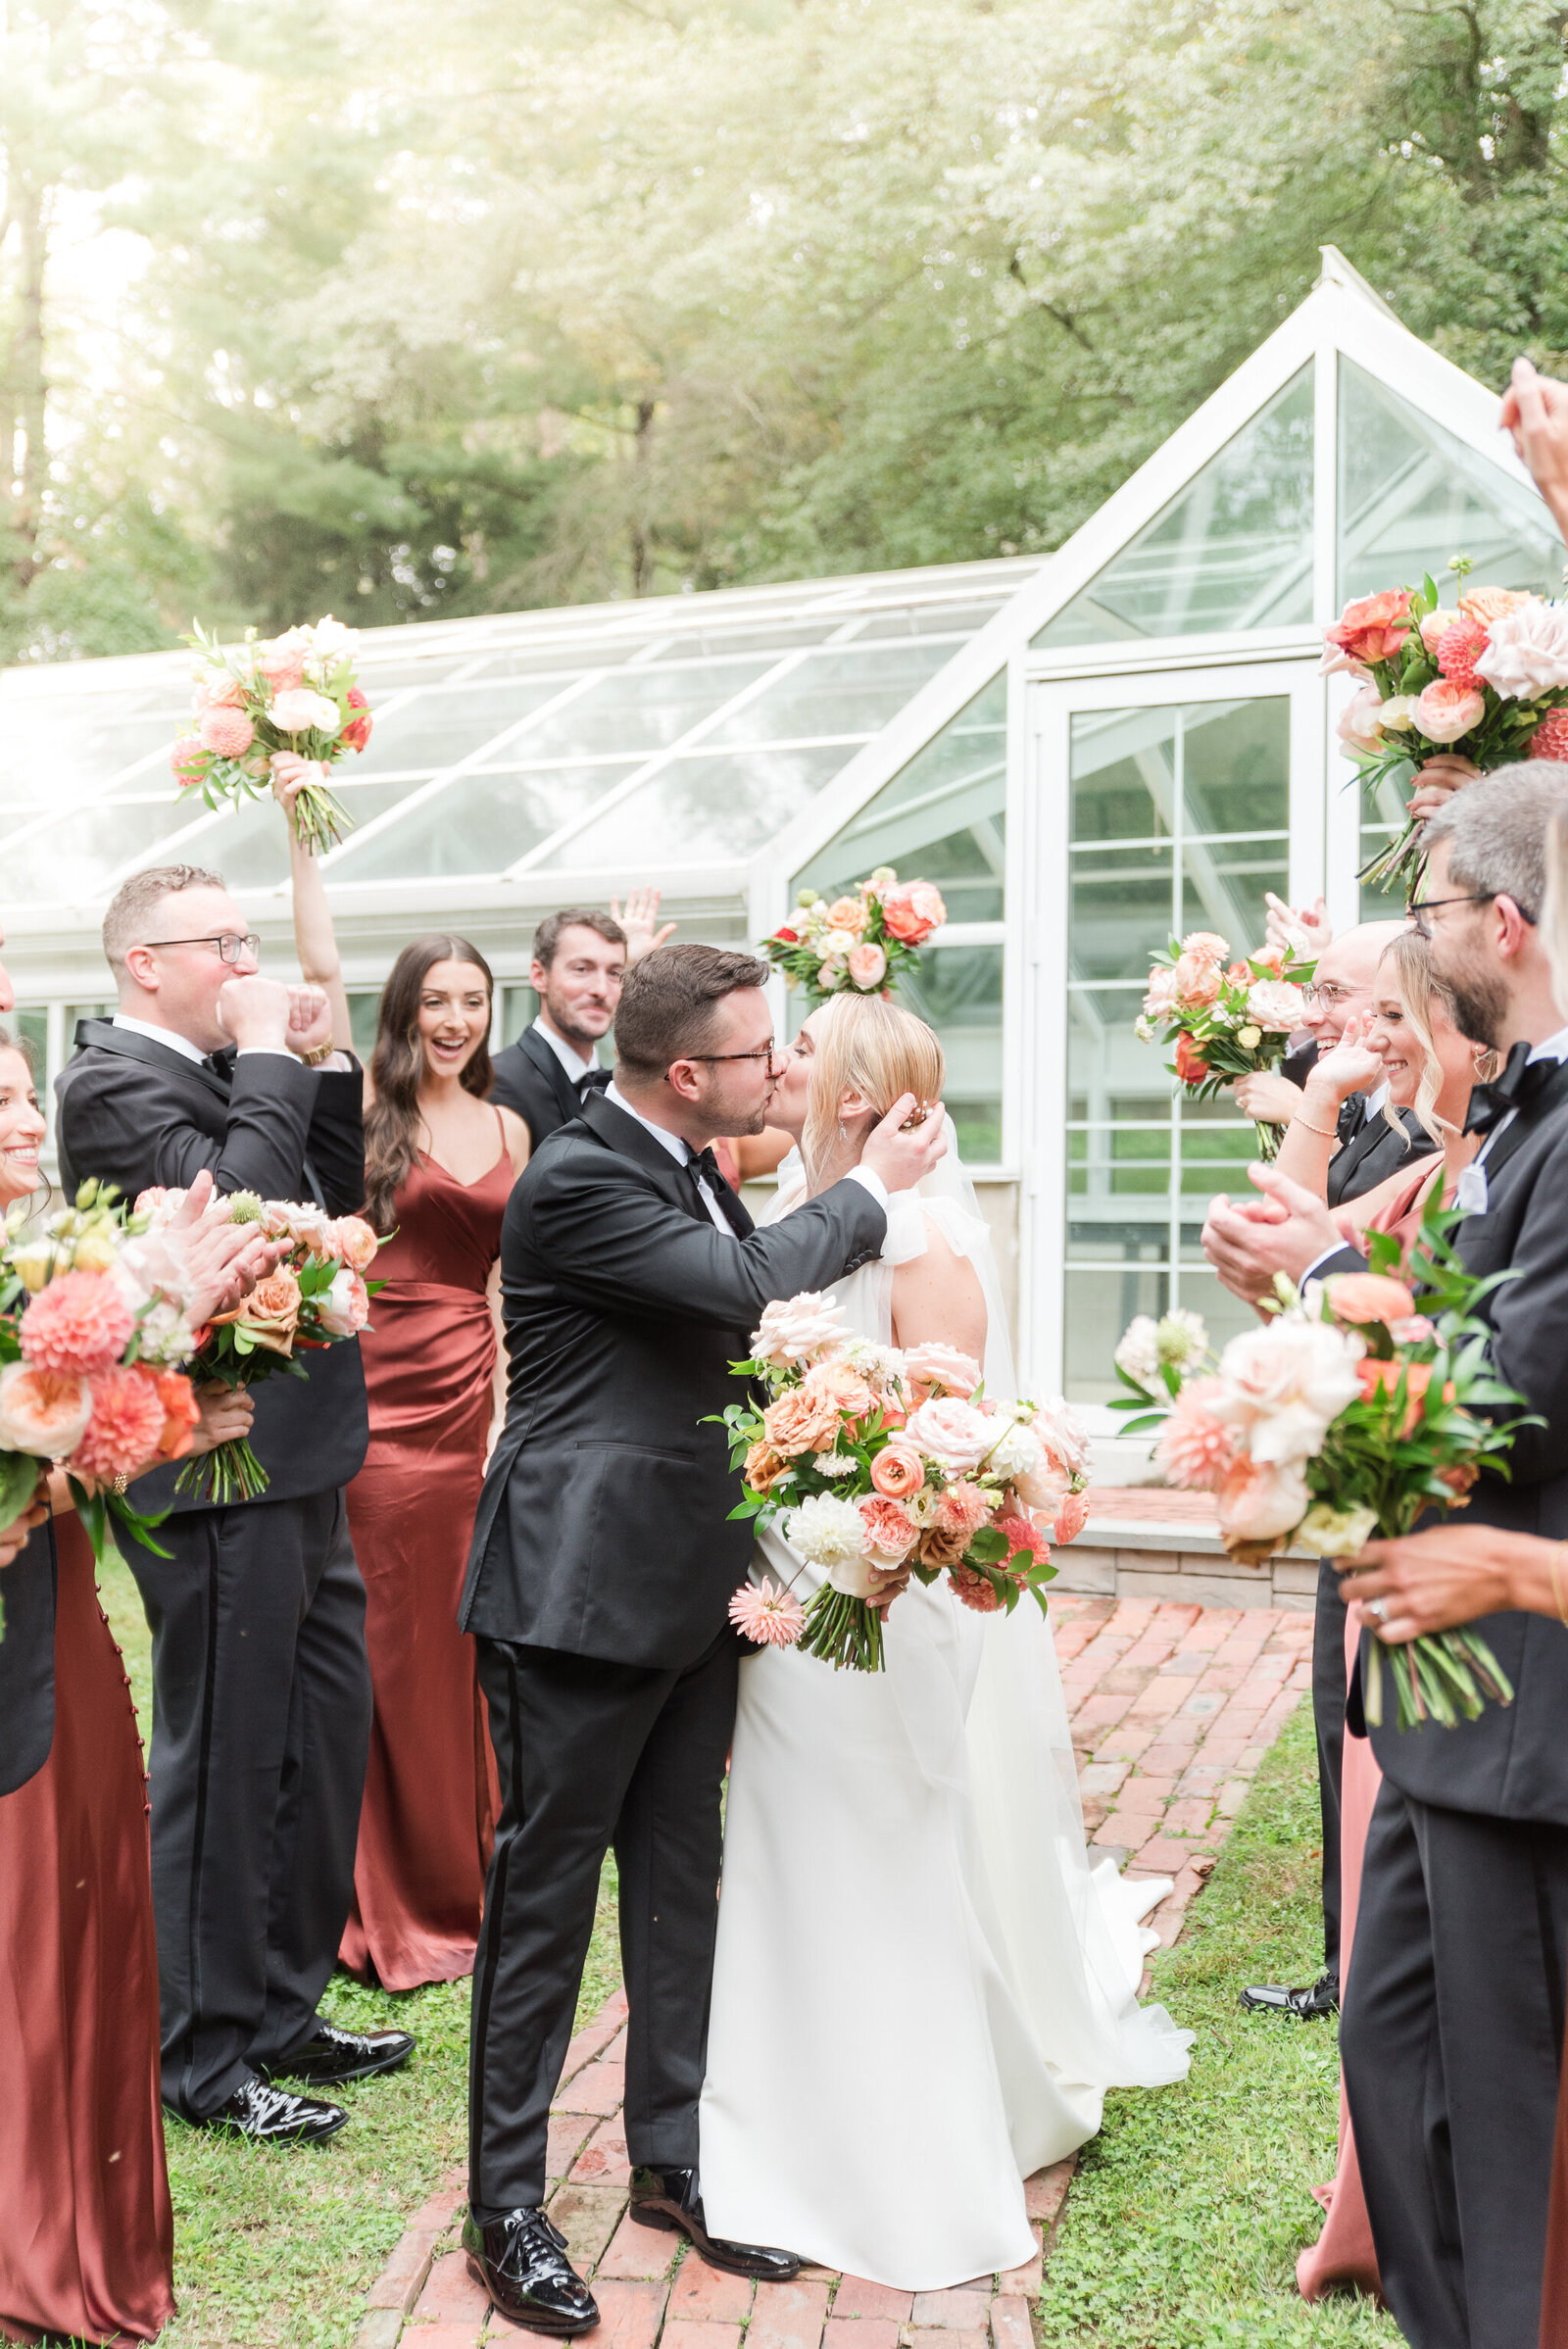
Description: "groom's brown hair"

(614, 943), (768, 1078)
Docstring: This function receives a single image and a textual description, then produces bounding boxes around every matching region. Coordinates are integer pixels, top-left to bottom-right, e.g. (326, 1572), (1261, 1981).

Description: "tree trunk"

(8, 175), (47, 593)
(629, 396), (655, 596)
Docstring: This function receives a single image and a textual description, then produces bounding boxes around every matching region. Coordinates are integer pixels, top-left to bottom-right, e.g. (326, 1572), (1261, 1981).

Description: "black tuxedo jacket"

(1316, 1061), (1568, 1822)
(461, 1089), (888, 1669)
(489, 1026), (601, 1151)
(0, 1519), (55, 1796)
(55, 1021), (369, 1509)
(1327, 1099), (1438, 1209)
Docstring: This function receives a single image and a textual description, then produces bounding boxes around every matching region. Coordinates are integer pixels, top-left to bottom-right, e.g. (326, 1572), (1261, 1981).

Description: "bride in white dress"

(699, 994), (1192, 2288)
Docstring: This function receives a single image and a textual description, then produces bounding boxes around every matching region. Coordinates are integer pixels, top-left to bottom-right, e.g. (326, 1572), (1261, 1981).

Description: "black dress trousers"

(1342, 1781), (1568, 2349)
(121, 1491), (372, 2118)
(1311, 1557), (1346, 1979)
(468, 1628), (738, 2220)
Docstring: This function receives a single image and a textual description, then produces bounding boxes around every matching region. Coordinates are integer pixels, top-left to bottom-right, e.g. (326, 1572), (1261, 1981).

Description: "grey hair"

(1422, 760), (1568, 921)
(1545, 815), (1568, 1020)
(103, 863), (226, 980)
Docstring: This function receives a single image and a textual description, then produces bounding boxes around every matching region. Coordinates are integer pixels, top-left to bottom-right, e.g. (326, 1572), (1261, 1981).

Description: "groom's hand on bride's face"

(861, 1094), (949, 1192)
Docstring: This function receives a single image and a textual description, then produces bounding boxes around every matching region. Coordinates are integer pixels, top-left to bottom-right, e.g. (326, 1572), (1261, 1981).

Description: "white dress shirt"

(603, 1082), (887, 1236)
(111, 1011), (294, 1063)
(533, 1014), (598, 1085)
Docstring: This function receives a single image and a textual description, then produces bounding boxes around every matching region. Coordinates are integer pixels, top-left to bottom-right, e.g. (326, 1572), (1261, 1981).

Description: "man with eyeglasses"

(1201, 763), (1568, 2349)
(55, 863), (411, 2150)
(457, 943), (948, 2335)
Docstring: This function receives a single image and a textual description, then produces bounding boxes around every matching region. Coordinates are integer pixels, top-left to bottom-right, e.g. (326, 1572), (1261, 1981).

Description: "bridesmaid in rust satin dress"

(0, 1513), (175, 2347)
(338, 1124), (515, 1987)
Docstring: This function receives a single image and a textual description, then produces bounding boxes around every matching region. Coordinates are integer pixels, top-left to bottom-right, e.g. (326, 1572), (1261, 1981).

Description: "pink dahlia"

(1436, 619), (1488, 690)
(171, 736), (206, 785)
(1530, 709), (1568, 762)
(728, 1577), (806, 1647)
(997, 1508), (1049, 1574)
(949, 1564), (1002, 1613)
(74, 1364), (168, 1480)
(198, 706), (256, 758)
(937, 1478), (992, 1540)
(20, 1269), (135, 1376)
(1154, 1375), (1239, 1492)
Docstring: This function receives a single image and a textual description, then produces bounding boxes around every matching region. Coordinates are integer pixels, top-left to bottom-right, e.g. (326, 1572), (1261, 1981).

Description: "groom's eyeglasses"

(677, 1043), (785, 1069)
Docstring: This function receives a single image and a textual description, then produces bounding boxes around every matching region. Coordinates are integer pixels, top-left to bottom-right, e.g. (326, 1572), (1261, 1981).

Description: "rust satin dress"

(339, 1129), (513, 1990)
(0, 1515), (174, 2346)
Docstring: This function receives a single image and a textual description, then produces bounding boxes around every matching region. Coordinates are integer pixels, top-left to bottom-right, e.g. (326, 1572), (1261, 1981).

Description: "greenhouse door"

(1019, 656), (1328, 1413)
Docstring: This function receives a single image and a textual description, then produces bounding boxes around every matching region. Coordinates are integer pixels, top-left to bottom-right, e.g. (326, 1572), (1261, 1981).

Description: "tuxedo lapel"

(73, 1018), (231, 1103)
(519, 1024), (588, 1128)
(1477, 1060), (1568, 1190)
(576, 1087), (711, 1224)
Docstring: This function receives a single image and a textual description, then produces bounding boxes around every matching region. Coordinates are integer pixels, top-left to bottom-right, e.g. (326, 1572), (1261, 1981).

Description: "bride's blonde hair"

(802, 993), (945, 1188)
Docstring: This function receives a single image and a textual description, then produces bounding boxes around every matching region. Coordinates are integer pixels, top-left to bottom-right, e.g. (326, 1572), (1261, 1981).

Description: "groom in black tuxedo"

(460, 943), (946, 2334)
(1203, 764), (1568, 2349)
(55, 863), (411, 2148)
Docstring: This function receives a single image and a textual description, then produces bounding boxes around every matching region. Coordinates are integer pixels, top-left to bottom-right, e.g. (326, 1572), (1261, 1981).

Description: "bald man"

(1233, 919), (1436, 1207)
(1235, 917), (1439, 2021)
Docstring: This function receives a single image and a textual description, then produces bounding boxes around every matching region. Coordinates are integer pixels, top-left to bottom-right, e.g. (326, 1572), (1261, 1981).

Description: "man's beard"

(543, 987), (609, 1054)
(1446, 965), (1509, 1052)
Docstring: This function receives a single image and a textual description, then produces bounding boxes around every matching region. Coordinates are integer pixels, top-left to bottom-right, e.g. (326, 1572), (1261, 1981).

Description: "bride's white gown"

(699, 1161), (1193, 2288)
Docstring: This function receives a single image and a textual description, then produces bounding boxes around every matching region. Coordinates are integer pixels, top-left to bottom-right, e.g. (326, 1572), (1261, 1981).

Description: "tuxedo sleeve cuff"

(846, 1165), (888, 1209)
(1302, 1243), (1367, 1283)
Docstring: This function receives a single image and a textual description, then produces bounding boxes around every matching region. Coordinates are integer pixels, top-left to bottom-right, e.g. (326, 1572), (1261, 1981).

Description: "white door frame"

(1018, 651), (1326, 1400)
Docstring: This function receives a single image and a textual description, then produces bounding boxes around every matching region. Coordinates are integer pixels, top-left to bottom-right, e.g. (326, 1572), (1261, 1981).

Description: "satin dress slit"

(0, 1514), (174, 2347)
(339, 1123), (513, 1990)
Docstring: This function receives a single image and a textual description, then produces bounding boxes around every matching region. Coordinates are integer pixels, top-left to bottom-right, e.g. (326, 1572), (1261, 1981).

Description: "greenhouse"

(2, 250), (1559, 1422)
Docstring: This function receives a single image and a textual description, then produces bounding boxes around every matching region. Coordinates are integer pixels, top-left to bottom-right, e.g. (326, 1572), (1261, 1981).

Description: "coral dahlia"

(74, 1364), (168, 1480)
(1435, 620), (1488, 691)
(19, 1269), (135, 1376)
(1530, 709), (1568, 762)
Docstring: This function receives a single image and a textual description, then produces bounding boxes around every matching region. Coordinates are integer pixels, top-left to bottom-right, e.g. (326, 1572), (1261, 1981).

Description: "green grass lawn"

(99, 1552), (1395, 2347)
(99, 1547), (620, 2349)
(1042, 1698), (1398, 2346)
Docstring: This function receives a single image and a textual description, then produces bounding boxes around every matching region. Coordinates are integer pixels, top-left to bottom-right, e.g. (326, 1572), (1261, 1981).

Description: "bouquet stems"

(289, 773), (353, 856)
(1252, 1119), (1284, 1163)
(799, 1584), (886, 1672)
(174, 1437), (270, 1507)
(1362, 1622), (1515, 1734)
(1357, 818), (1423, 898)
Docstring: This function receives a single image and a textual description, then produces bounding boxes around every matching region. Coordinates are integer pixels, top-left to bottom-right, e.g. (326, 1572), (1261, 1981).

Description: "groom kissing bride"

(457, 944), (946, 2330)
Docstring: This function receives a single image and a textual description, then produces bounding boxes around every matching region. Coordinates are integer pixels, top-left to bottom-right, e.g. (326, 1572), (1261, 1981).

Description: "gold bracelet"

(1292, 1110), (1341, 1139)
(1550, 1543), (1568, 1630)
(301, 1042), (335, 1067)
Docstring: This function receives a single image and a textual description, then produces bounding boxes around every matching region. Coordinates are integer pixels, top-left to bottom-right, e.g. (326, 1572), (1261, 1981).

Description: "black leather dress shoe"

(1240, 1972), (1340, 2020)
(628, 2166), (800, 2279)
(259, 2017), (416, 2087)
(198, 2077), (348, 2145)
(464, 2209), (599, 2335)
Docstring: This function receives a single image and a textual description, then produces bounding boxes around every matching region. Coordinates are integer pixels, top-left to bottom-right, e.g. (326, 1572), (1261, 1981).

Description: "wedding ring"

(1366, 1597), (1388, 1623)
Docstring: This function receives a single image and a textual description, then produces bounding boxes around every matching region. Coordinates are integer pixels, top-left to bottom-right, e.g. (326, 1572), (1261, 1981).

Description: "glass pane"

(1064, 1266), (1169, 1404)
(1036, 368), (1313, 647)
(1070, 849), (1174, 981)
(5, 799), (213, 901)
(326, 764), (640, 883)
(899, 943), (1003, 1164)
(1182, 698), (1289, 835)
(207, 782), (419, 889)
(1169, 1263), (1267, 1361)
(522, 661), (771, 762)
(540, 745), (851, 868)
(350, 679), (573, 776)
(0, 703), (184, 815)
(8, 1005), (47, 1081)
(794, 677), (1006, 923)
(1067, 985), (1168, 1109)
(1178, 1116), (1257, 1196)
(501, 983), (539, 1046)
(1338, 357), (1560, 605)
(1068, 1124), (1171, 1201)
(709, 644), (951, 747)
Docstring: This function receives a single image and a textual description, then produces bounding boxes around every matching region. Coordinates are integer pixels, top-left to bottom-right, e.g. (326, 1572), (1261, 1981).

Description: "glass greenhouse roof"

(0, 559), (1043, 915)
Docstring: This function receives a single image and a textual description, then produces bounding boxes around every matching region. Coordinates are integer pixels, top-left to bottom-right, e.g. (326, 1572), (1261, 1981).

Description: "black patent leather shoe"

(259, 2017), (416, 2087)
(464, 2209), (599, 2335)
(628, 2166), (800, 2279)
(1240, 1971), (1340, 2020)
(198, 2077), (348, 2144)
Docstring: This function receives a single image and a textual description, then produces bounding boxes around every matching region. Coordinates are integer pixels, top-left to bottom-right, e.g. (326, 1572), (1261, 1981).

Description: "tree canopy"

(2, 0), (1565, 661)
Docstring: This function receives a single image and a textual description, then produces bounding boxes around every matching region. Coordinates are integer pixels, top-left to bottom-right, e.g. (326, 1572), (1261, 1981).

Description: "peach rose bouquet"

(1110, 1201), (1535, 1731)
(762, 867), (947, 1006)
(143, 1189), (381, 1504)
(170, 616), (371, 854)
(710, 1291), (1088, 1670)
(1136, 929), (1313, 1159)
(0, 1181), (218, 1568)
(1324, 560), (1568, 897)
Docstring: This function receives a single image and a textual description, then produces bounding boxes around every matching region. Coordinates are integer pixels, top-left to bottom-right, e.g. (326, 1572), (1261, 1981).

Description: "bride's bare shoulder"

(890, 1210), (987, 1357)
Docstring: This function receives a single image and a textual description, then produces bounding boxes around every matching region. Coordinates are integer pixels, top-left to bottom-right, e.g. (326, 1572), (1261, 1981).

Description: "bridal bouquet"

(763, 868), (947, 1003)
(170, 616), (373, 855)
(1137, 931), (1312, 1159)
(713, 1291), (1089, 1672)
(0, 1183), (210, 1566)
(1326, 563), (1568, 894)
(140, 1191), (380, 1505)
(1110, 1207), (1534, 1730)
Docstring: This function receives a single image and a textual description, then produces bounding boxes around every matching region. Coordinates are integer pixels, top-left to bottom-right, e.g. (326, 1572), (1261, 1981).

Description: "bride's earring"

(838, 1118), (849, 1144)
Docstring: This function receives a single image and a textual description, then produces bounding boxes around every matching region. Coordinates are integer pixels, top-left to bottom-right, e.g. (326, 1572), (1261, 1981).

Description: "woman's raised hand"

(1308, 1013), (1383, 1105)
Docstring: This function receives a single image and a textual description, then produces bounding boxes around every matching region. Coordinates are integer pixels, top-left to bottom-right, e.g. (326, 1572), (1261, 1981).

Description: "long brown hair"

(364, 935), (496, 1232)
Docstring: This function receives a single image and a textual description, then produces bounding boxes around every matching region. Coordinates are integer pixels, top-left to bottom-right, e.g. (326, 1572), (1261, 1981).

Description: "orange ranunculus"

(1324, 1273), (1417, 1327)
(1173, 1033), (1211, 1084)
(1325, 589), (1414, 669)
(1355, 1356), (1454, 1437)
(136, 1364), (202, 1460)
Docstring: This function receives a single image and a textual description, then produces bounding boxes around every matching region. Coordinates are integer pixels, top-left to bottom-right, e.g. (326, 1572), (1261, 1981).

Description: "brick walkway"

(354, 1596), (1315, 2349)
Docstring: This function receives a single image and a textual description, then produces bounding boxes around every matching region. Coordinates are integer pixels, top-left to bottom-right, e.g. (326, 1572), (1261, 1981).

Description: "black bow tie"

(685, 1145), (724, 1191)
(577, 1066), (612, 1094)
(1463, 1040), (1560, 1136)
